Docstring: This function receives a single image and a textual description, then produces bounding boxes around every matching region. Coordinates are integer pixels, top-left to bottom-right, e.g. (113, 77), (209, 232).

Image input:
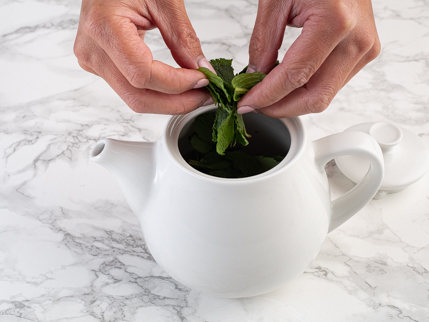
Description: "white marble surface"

(1, 0), (429, 321)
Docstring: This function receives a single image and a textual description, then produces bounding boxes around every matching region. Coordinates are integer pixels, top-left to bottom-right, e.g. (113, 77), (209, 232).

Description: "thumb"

(153, 1), (208, 70)
(248, 0), (290, 73)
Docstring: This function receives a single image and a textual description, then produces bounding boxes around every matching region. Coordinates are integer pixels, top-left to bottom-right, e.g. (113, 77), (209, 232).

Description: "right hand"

(237, 0), (380, 118)
(73, 0), (213, 114)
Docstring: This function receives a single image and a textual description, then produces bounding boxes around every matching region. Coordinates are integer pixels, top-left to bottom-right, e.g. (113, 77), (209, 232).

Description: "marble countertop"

(1, 0), (429, 321)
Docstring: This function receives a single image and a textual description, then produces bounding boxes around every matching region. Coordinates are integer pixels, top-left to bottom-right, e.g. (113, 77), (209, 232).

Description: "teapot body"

(91, 106), (384, 298)
(139, 112), (331, 298)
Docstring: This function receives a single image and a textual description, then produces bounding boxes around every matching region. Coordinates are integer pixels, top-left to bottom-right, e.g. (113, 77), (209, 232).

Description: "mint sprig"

(185, 58), (283, 178)
(186, 112), (284, 178)
(197, 59), (266, 155)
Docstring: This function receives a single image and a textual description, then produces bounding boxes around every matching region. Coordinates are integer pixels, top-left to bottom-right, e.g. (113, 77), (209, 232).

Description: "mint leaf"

(197, 67), (233, 102)
(212, 107), (231, 143)
(196, 59), (274, 161)
(193, 111), (215, 143)
(226, 151), (263, 177)
(254, 155), (283, 172)
(232, 72), (266, 101)
(233, 112), (249, 146)
(200, 150), (225, 164)
(216, 111), (235, 155)
(189, 151), (231, 171)
(190, 134), (214, 153)
(210, 58), (235, 84)
(184, 110), (285, 178)
(189, 159), (231, 171)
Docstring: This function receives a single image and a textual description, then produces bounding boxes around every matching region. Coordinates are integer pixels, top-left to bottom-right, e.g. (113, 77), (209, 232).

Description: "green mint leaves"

(184, 58), (283, 178)
(187, 112), (284, 178)
(197, 59), (266, 155)
(232, 72), (266, 101)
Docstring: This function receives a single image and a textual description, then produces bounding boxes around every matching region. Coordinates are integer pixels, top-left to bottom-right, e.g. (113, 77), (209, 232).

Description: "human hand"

(74, 0), (213, 114)
(237, 0), (381, 117)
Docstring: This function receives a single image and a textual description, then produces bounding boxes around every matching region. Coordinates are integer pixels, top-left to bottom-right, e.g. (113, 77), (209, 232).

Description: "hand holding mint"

(197, 58), (266, 155)
(183, 59), (283, 178)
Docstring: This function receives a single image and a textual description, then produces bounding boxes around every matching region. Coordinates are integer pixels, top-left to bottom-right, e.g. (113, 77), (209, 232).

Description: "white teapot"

(90, 105), (384, 298)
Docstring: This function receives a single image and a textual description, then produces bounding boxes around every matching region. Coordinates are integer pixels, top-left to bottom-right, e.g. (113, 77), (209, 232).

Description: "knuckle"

(367, 37), (381, 61)
(249, 33), (266, 58)
(333, 2), (356, 33)
(349, 31), (381, 64)
(284, 65), (315, 90)
(306, 92), (332, 114)
(163, 68), (185, 93)
(259, 91), (277, 106)
(340, 29), (380, 64)
(337, 15), (355, 35)
(173, 100), (190, 115)
(249, 32), (279, 68)
(126, 65), (148, 89)
(354, 30), (376, 54)
(176, 24), (201, 50)
(82, 10), (105, 39)
(123, 91), (146, 113)
(73, 39), (87, 62)
(73, 37), (95, 69)
(257, 81), (279, 105)
(77, 60), (92, 74)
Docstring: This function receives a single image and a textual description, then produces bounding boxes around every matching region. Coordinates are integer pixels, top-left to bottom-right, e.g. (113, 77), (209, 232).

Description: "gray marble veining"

(1, 0), (428, 321)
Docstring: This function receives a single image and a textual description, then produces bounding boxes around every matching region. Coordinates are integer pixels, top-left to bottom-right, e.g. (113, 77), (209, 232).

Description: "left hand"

(73, 0), (212, 115)
(237, 0), (381, 117)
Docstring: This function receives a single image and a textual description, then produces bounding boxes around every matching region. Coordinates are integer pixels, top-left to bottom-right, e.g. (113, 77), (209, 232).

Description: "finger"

(255, 35), (374, 118)
(83, 13), (208, 93)
(238, 7), (357, 111)
(150, 0), (205, 70)
(342, 37), (381, 86)
(98, 52), (210, 114)
(74, 28), (98, 76)
(119, 84), (212, 114)
(339, 0), (380, 87)
(76, 32), (210, 114)
(248, 0), (290, 73)
(77, 60), (98, 76)
(148, 1), (216, 73)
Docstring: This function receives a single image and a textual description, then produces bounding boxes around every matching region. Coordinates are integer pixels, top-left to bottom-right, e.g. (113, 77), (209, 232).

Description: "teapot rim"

(163, 105), (307, 183)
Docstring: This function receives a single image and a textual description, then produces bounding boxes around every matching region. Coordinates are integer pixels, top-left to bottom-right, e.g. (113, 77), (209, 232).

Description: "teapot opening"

(177, 108), (291, 179)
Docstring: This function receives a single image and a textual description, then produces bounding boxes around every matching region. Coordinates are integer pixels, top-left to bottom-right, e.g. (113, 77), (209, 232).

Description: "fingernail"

(197, 56), (216, 74)
(193, 78), (209, 89)
(246, 64), (257, 73)
(237, 106), (255, 114)
(202, 97), (214, 106)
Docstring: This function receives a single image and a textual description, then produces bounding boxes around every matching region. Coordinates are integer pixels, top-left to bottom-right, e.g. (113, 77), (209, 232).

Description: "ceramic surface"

(1, 0), (429, 320)
(335, 122), (429, 199)
(90, 105), (383, 297)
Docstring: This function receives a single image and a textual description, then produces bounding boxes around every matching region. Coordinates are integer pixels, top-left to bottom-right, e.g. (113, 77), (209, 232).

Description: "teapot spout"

(90, 138), (156, 216)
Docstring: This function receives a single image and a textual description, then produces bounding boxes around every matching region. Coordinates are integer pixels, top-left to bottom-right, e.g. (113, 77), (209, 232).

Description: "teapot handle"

(312, 131), (384, 232)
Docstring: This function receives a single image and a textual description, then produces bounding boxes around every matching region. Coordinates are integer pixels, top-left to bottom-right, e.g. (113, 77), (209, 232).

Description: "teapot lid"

(335, 122), (429, 199)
